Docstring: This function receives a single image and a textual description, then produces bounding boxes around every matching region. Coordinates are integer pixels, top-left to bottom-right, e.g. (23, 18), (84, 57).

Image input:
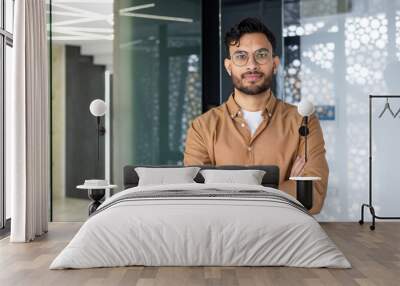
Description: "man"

(183, 18), (329, 214)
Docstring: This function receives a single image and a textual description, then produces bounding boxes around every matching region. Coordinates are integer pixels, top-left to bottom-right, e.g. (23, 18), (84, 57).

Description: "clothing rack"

(359, 95), (400, 230)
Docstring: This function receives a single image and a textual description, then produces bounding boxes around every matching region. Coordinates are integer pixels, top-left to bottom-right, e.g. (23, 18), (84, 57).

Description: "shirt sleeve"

(279, 114), (329, 215)
(183, 119), (212, 165)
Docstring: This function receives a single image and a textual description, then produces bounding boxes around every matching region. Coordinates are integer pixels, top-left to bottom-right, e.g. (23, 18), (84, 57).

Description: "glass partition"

(49, 0), (113, 221)
(49, 0), (202, 220)
(283, 0), (400, 220)
(112, 0), (202, 188)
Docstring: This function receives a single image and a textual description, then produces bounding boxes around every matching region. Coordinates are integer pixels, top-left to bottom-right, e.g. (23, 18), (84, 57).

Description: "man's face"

(224, 33), (279, 96)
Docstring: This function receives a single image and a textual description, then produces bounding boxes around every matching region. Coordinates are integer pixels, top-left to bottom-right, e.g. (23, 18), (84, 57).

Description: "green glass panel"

(113, 0), (202, 187)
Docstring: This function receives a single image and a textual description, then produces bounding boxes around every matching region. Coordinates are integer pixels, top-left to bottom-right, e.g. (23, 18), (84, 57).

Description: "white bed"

(50, 183), (351, 269)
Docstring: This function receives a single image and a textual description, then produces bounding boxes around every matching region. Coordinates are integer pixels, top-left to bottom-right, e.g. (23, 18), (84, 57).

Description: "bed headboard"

(123, 165), (280, 189)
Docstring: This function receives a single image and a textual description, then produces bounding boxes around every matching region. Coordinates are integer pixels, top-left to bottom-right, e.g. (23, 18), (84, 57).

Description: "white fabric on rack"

(8, 0), (49, 242)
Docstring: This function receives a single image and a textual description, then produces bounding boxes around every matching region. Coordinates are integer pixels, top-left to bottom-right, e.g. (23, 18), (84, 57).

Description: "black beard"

(231, 71), (272, 95)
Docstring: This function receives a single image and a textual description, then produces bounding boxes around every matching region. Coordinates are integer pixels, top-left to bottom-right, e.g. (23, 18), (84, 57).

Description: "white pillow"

(135, 167), (200, 186)
(200, 169), (266, 185)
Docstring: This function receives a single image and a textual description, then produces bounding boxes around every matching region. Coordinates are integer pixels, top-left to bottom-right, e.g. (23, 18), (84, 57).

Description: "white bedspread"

(50, 183), (351, 269)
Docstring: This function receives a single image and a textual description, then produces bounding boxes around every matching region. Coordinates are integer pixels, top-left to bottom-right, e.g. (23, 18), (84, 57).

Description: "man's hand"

(290, 156), (306, 177)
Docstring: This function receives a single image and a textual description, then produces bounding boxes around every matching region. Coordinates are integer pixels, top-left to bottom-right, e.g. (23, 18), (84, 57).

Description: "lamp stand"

(95, 116), (106, 177)
(96, 117), (100, 161)
(298, 116), (309, 162)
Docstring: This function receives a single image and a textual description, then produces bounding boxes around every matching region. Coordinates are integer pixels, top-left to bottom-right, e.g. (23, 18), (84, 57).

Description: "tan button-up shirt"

(183, 93), (329, 214)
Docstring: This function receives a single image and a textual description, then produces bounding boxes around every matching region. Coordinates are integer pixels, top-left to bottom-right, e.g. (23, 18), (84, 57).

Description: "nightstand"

(76, 184), (118, 215)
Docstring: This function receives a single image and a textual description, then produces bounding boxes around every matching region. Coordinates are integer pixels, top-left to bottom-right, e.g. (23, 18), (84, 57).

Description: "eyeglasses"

(230, 48), (272, 67)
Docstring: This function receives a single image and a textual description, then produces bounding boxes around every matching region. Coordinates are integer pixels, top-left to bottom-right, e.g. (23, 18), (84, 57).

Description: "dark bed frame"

(123, 165), (280, 189)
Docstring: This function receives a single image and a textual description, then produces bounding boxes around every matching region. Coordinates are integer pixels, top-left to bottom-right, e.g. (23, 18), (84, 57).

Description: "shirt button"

(247, 146), (252, 151)
(241, 123), (245, 127)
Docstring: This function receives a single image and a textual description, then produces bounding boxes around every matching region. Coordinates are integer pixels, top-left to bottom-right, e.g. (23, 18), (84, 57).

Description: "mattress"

(50, 183), (351, 269)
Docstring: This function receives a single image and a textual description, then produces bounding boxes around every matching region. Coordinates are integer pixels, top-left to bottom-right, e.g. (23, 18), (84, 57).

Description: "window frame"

(0, 0), (14, 232)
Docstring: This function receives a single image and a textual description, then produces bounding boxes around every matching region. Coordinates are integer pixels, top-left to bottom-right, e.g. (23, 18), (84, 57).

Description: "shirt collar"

(226, 91), (277, 119)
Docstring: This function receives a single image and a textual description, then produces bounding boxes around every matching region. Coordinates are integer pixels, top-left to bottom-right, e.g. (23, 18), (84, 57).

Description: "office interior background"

(2, 0), (400, 227)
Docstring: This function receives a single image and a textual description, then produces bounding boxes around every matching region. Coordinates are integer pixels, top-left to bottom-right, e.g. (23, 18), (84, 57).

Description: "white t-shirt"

(242, 109), (263, 136)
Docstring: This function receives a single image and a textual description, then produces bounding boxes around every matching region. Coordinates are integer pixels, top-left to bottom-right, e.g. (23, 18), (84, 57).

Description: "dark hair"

(224, 18), (277, 57)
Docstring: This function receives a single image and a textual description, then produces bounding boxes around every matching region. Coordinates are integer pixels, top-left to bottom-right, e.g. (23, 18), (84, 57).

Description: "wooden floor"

(0, 222), (399, 286)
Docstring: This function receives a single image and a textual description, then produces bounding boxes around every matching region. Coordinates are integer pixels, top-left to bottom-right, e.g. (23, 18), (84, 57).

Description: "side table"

(76, 184), (118, 215)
